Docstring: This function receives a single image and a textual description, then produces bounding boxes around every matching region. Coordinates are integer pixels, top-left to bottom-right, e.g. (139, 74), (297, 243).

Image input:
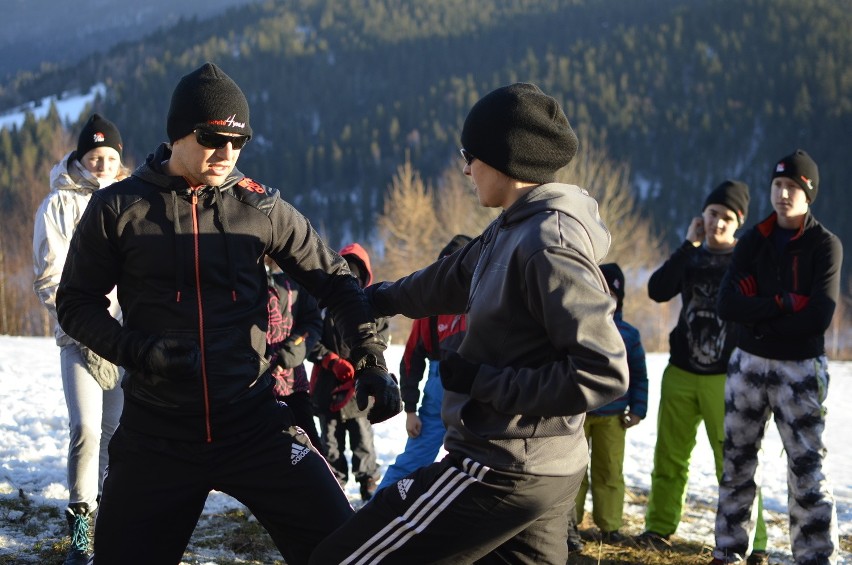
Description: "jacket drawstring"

(172, 191), (185, 302)
(213, 186), (239, 302)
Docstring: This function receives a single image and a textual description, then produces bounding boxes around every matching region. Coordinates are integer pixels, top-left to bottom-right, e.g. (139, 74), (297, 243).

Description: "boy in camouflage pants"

(711, 150), (841, 565)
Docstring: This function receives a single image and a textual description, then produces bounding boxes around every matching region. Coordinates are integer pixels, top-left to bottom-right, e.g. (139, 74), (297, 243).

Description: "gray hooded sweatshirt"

(369, 183), (628, 476)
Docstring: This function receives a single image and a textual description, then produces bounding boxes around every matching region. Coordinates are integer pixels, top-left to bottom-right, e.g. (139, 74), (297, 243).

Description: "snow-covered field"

(1, 336), (849, 563)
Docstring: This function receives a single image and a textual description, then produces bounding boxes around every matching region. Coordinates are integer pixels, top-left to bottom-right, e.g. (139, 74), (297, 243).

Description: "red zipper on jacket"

(191, 190), (213, 443)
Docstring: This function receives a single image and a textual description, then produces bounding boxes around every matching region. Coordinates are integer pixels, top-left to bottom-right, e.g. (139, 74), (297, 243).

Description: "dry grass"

(3, 488), (849, 564)
(570, 512), (714, 565)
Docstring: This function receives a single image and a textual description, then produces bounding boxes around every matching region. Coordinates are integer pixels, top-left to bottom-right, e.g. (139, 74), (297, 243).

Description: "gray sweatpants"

(713, 348), (839, 564)
(60, 343), (123, 508)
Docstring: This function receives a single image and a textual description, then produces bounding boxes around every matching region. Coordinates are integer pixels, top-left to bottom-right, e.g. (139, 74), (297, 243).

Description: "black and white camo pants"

(713, 348), (839, 565)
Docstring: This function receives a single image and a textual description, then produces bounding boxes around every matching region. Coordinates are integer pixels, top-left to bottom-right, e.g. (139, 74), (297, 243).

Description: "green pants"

(575, 414), (625, 532)
(646, 364), (767, 550)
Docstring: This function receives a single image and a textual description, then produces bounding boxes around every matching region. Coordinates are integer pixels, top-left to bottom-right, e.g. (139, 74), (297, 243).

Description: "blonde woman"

(33, 113), (127, 565)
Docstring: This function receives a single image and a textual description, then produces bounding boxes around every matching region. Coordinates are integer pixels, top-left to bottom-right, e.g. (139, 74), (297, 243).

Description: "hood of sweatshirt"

(499, 182), (611, 264)
(49, 151), (100, 194)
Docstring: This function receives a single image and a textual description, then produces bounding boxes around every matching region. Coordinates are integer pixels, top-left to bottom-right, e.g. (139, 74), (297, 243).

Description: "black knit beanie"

(772, 149), (819, 203)
(460, 83), (578, 184)
(438, 234), (473, 260)
(599, 262), (625, 308)
(167, 62), (252, 143)
(703, 180), (750, 226)
(76, 113), (123, 160)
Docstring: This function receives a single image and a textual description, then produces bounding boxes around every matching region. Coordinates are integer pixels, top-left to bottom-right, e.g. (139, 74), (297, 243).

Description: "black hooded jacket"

(717, 211), (842, 360)
(57, 143), (383, 441)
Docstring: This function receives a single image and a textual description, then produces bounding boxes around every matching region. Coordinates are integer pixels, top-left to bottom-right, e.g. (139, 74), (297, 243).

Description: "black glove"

(355, 366), (402, 424)
(439, 353), (480, 394)
(138, 336), (201, 378)
(349, 336), (388, 373)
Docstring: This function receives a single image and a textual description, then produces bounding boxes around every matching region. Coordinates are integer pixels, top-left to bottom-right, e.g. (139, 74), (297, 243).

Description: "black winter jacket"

(57, 143), (383, 441)
(717, 212), (843, 360)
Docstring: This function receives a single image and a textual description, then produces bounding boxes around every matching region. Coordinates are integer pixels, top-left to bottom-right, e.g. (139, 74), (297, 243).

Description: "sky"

(1, 336), (849, 563)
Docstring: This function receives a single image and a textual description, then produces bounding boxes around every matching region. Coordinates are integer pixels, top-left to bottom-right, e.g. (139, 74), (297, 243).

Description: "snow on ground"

(1, 336), (849, 562)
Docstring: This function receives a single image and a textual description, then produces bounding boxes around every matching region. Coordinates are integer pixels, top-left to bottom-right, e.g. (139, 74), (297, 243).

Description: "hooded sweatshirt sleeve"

(33, 193), (72, 320)
(470, 246), (628, 417)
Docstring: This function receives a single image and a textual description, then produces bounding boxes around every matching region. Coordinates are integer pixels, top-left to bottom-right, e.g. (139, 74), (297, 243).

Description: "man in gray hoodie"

(310, 83), (628, 565)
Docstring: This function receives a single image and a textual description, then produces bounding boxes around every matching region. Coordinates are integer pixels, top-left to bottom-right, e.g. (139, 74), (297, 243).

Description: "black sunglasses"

(459, 148), (475, 166)
(195, 129), (250, 150)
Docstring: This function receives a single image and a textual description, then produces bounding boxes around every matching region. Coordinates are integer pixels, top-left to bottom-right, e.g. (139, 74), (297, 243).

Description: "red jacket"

(400, 314), (466, 413)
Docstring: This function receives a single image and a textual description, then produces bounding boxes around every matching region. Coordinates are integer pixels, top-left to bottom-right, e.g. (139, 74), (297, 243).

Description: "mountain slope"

(1, 0), (259, 80)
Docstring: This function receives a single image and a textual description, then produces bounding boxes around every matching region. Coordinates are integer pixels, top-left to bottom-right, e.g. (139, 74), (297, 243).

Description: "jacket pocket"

(202, 326), (270, 403)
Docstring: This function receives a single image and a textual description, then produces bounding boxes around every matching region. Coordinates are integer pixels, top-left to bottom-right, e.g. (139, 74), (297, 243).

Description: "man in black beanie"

(56, 62), (401, 565)
(311, 83), (628, 565)
(641, 178), (770, 563)
(711, 150), (841, 564)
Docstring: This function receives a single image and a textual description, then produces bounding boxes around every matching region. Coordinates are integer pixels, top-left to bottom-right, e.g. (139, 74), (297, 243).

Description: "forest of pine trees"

(2, 0), (850, 353)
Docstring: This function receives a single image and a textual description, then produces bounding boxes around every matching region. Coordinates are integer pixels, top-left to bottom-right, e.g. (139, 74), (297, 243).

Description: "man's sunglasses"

(459, 148), (475, 166)
(195, 129), (250, 150)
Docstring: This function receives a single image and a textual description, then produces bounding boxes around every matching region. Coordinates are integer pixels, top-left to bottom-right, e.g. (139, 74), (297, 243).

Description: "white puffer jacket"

(33, 151), (121, 346)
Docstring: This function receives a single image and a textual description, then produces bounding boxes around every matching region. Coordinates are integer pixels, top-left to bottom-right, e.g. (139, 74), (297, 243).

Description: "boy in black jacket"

(710, 150), (841, 565)
(639, 180), (768, 563)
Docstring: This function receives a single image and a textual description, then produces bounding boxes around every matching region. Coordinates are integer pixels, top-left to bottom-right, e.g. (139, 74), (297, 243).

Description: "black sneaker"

(566, 521), (584, 553)
(601, 530), (627, 544)
(64, 503), (94, 565)
(634, 530), (671, 550)
(746, 550), (768, 565)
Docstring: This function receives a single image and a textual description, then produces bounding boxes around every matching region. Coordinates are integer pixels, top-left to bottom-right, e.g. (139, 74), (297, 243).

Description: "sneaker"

(359, 476), (378, 501)
(746, 551), (768, 565)
(64, 503), (94, 565)
(708, 555), (745, 565)
(634, 530), (670, 550)
(566, 521), (584, 553)
(601, 530), (627, 544)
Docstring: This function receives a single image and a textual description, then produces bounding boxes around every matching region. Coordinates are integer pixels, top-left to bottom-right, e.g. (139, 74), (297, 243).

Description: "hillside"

(0, 0), (258, 80)
(1, 0), (851, 338)
(4, 0), (850, 249)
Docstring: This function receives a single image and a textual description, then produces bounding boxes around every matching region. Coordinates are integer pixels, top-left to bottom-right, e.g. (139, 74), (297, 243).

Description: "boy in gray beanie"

(56, 62), (401, 565)
(311, 83), (628, 564)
